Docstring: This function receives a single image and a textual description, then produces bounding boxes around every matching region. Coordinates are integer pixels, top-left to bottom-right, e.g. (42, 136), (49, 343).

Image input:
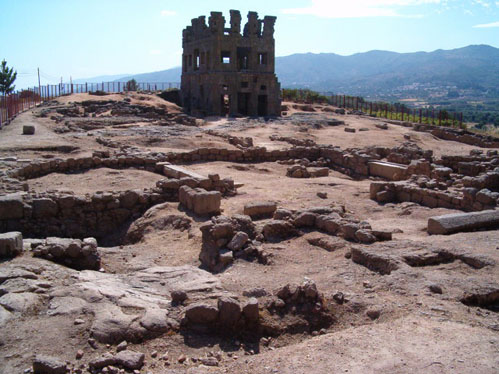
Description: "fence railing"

(0, 90), (42, 127)
(0, 81), (180, 127)
(330, 94), (464, 128)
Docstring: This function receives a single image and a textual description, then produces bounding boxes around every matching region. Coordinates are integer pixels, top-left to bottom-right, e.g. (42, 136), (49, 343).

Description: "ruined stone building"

(181, 10), (281, 117)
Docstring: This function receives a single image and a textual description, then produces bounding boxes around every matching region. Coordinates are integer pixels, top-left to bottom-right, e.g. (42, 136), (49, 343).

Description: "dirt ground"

(0, 92), (497, 374)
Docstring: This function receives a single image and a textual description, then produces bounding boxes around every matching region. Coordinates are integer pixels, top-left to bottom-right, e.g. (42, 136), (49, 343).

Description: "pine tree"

(0, 59), (17, 96)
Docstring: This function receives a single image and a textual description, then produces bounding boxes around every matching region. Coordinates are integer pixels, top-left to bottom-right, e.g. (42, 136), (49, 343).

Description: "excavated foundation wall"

(370, 180), (499, 212)
(6, 145), (377, 182)
(3, 142), (493, 238)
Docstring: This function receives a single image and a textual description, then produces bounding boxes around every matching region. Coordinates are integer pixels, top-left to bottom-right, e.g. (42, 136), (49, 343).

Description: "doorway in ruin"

(258, 94), (268, 116)
(238, 92), (250, 116)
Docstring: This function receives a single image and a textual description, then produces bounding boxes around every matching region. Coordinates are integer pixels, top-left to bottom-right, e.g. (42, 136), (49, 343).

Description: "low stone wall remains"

(370, 180), (499, 212)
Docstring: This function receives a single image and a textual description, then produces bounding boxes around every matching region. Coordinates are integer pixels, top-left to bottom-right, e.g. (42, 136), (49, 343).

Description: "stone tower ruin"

(181, 10), (281, 117)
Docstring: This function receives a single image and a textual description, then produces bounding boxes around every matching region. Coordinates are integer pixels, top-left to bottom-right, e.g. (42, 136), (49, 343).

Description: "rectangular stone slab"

(162, 164), (206, 180)
(427, 209), (499, 235)
(368, 161), (407, 181)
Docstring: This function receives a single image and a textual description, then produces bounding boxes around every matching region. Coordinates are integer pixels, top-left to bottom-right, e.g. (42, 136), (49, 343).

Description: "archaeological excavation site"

(0, 9), (498, 374)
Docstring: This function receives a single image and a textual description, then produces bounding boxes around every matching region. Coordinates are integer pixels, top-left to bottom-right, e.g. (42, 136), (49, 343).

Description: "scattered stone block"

(371, 230), (393, 241)
(33, 355), (67, 374)
(293, 212), (317, 227)
(227, 231), (249, 251)
(307, 235), (346, 251)
(368, 161), (408, 181)
(114, 350), (145, 370)
(344, 127), (356, 133)
(243, 201), (277, 219)
(185, 303), (219, 324)
(308, 167), (329, 177)
(355, 229), (376, 244)
(262, 220), (297, 241)
(242, 298), (259, 321)
(351, 246), (399, 275)
(179, 185), (221, 215)
(161, 163), (205, 179)
(23, 125), (35, 135)
(0, 232), (23, 258)
(0, 193), (24, 219)
(427, 210), (499, 235)
(217, 297), (241, 330)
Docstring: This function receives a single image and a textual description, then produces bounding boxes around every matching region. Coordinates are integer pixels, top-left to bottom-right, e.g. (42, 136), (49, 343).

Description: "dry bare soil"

(0, 92), (497, 374)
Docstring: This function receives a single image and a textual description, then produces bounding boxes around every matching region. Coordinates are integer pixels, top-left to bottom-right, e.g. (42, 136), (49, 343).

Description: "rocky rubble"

(259, 280), (334, 335)
(199, 205), (391, 271)
(199, 215), (263, 272)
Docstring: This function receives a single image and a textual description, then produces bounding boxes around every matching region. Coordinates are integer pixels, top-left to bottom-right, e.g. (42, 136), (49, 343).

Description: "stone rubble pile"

(199, 215), (265, 272)
(259, 280), (334, 335)
(199, 205), (391, 272)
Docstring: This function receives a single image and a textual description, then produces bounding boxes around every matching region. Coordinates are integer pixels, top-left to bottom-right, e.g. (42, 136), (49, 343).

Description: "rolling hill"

(74, 45), (499, 98)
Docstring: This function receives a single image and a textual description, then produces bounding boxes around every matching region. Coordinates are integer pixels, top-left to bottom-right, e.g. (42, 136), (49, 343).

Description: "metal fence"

(331, 94), (464, 128)
(0, 81), (180, 127)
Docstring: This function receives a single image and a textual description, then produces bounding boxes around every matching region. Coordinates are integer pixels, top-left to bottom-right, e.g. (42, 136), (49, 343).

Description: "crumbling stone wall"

(370, 177), (499, 212)
(0, 172), (236, 240)
(181, 10), (281, 117)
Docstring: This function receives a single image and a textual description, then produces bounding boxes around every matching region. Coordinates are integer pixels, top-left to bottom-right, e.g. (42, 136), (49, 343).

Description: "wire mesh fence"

(0, 81), (180, 127)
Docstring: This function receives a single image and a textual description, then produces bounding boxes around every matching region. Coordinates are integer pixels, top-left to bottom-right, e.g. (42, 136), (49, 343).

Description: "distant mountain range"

(77, 45), (499, 98)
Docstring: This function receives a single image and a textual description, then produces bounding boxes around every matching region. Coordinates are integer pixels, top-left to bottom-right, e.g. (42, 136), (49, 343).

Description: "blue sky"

(1, 0), (498, 89)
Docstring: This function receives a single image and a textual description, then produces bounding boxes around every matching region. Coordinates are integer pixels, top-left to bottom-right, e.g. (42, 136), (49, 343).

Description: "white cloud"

(473, 20), (499, 27)
(473, 0), (491, 7)
(282, 0), (442, 18)
(160, 10), (176, 16)
(149, 49), (163, 55)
